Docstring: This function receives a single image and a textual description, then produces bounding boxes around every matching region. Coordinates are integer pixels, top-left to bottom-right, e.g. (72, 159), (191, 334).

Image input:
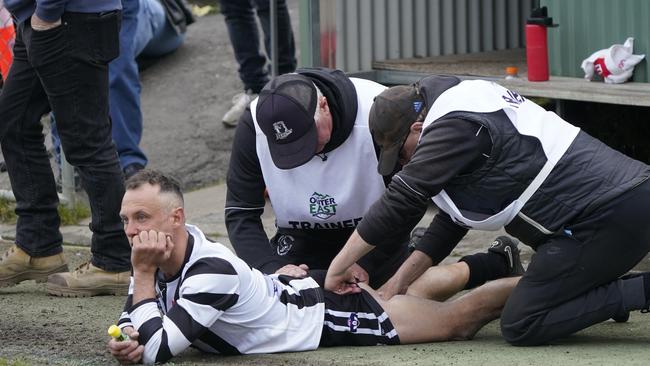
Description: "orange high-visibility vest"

(0, 6), (15, 81)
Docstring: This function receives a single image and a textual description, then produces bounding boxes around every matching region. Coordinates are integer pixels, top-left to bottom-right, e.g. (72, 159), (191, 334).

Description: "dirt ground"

(1, 239), (650, 366)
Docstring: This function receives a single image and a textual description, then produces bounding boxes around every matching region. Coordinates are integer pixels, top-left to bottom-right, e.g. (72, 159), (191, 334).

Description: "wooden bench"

(353, 49), (650, 107)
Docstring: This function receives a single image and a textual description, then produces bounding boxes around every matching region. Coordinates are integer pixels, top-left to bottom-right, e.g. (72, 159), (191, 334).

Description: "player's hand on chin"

(132, 230), (174, 274)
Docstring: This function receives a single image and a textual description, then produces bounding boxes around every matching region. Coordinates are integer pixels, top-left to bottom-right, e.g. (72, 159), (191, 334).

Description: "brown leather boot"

(0, 244), (69, 287)
(46, 261), (130, 297)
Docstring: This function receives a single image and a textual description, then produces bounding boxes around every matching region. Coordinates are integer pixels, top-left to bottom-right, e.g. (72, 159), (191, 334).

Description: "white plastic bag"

(581, 37), (645, 84)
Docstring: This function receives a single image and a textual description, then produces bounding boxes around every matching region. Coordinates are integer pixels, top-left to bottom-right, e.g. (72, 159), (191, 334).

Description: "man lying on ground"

(108, 169), (520, 365)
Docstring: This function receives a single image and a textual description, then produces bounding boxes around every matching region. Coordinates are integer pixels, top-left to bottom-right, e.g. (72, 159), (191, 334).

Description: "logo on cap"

(413, 101), (423, 113)
(273, 121), (293, 140)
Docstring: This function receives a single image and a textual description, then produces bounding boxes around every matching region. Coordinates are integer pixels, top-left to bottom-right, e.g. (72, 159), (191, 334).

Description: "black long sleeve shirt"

(357, 116), (493, 264)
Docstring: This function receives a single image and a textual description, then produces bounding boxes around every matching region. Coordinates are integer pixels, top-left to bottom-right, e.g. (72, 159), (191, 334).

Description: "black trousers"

(501, 179), (650, 345)
(0, 12), (131, 271)
(219, 0), (296, 93)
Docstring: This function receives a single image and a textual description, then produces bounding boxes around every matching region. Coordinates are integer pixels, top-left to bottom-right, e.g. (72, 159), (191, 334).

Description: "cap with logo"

(369, 84), (426, 175)
(256, 74), (318, 170)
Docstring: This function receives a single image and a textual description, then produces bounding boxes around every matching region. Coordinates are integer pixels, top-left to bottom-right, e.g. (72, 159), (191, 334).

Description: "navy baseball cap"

(369, 84), (426, 175)
(256, 74), (319, 170)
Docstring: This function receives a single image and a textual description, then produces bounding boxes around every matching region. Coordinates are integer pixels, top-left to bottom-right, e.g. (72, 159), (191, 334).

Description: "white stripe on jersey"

(325, 308), (386, 320)
(384, 329), (399, 338)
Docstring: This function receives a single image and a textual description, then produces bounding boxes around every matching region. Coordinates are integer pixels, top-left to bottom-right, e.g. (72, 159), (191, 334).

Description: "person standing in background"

(0, 0), (132, 296)
(219, 0), (296, 127)
(49, 0), (194, 179)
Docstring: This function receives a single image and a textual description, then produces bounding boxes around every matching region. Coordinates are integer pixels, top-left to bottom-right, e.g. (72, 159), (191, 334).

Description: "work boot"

(46, 261), (130, 297)
(488, 236), (525, 277)
(0, 244), (69, 287)
(222, 90), (257, 127)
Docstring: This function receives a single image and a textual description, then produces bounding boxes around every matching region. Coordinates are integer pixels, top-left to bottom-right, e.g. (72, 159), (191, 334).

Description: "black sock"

(459, 252), (508, 290)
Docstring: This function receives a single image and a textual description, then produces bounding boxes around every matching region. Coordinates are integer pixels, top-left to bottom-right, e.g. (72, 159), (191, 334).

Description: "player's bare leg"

(407, 261), (470, 301)
(363, 276), (520, 344)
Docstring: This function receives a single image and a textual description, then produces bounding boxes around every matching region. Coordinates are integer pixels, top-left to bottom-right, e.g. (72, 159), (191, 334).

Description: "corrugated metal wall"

(335, 0), (535, 73)
(542, 0), (649, 82)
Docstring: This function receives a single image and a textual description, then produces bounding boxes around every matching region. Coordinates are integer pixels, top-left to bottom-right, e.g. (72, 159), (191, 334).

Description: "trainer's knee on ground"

(500, 304), (545, 346)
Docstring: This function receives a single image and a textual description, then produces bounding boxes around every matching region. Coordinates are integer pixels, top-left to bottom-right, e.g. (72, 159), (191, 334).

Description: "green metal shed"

(542, 0), (649, 82)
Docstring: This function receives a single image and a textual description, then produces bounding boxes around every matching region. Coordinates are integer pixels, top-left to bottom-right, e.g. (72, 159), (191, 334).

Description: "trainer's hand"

(108, 327), (143, 365)
(324, 263), (366, 295)
(275, 264), (309, 278)
(348, 263), (369, 284)
(131, 230), (174, 274)
(30, 14), (61, 31)
(377, 276), (407, 300)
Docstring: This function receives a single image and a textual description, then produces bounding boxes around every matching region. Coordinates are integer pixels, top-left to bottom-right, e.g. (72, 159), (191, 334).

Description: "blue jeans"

(109, 0), (147, 170)
(220, 0), (296, 93)
(0, 12), (131, 271)
(137, 0), (185, 57)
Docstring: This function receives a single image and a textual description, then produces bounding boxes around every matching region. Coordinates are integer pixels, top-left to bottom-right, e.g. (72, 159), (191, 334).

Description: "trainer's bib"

(423, 80), (580, 230)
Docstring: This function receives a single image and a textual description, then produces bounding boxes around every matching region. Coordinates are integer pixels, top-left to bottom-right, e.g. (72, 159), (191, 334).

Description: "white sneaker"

(222, 91), (257, 127)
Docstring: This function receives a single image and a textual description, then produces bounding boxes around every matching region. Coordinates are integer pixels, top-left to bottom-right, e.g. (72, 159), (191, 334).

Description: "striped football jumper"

(117, 224), (398, 364)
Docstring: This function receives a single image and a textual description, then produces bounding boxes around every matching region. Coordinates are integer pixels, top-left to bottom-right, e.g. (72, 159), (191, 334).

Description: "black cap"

(527, 6), (558, 27)
(256, 74), (319, 170)
(369, 84), (426, 175)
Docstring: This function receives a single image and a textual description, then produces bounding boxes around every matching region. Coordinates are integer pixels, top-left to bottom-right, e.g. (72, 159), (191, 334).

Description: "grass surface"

(0, 198), (89, 226)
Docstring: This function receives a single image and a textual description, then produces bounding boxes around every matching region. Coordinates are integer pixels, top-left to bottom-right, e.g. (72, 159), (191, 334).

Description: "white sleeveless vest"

(423, 80), (580, 231)
(252, 78), (387, 230)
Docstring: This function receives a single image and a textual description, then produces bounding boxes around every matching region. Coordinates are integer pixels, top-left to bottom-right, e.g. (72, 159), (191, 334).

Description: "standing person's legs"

(26, 11), (132, 296)
(0, 21), (68, 286)
(219, 0), (268, 126)
(110, 0), (148, 174)
(253, 0), (296, 75)
(501, 180), (650, 345)
(220, 0), (268, 93)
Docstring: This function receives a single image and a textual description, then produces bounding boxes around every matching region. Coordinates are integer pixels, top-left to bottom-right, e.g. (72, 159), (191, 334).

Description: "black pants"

(501, 179), (650, 345)
(0, 12), (131, 271)
(219, 0), (296, 93)
(271, 231), (409, 289)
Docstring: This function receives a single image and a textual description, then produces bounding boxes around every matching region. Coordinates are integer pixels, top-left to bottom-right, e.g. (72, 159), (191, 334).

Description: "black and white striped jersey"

(118, 224), (325, 364)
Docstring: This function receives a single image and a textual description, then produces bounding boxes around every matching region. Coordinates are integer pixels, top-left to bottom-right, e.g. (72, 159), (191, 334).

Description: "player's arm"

(327, 118), (485, 295)
(130, 257), (240, 364)
(378, 212), (468, 299)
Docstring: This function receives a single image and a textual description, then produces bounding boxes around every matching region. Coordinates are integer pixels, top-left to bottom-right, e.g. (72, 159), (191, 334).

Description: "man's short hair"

(125, 169), (184, 207)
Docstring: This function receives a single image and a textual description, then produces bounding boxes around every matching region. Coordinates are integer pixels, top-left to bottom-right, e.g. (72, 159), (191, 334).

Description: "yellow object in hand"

(107, 325), (129, 342)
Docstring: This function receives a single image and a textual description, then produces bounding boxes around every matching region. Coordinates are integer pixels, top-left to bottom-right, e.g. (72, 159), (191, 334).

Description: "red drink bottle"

(525, 7), (558, 82)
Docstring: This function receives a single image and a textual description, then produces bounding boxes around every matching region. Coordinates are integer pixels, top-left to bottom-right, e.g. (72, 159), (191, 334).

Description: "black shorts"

(318, 288), (400, 347)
